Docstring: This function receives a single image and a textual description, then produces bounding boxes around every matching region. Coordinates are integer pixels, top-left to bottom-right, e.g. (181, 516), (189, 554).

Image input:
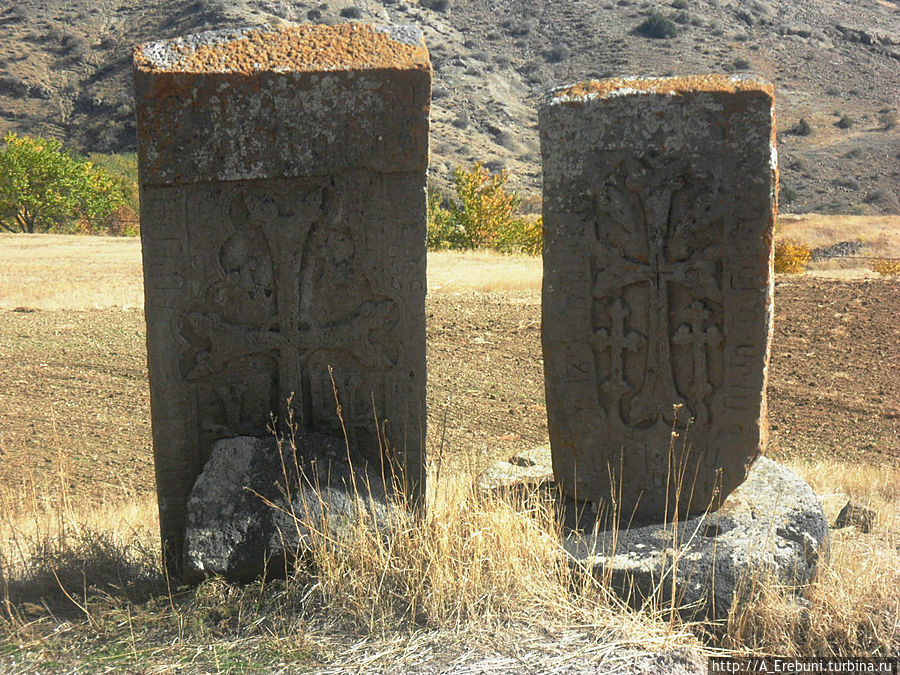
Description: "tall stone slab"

(539, 76), (777, 519)
(134, 24), (431, 573)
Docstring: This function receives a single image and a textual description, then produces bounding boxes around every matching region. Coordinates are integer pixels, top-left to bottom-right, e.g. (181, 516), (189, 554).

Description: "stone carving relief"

(589, 155), (725, 435)
(176, 181), (404, 456)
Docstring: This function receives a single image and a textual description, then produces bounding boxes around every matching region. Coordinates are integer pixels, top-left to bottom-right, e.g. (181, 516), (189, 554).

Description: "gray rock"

(834, 500), (876, 533)
(783, 23), (814, 38)
(481, 447), (829, 622)
(810, 240), (864, 261)
(183, 434), (392, 582)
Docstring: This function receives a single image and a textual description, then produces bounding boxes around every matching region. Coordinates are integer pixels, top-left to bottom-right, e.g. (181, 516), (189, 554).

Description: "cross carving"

(672, 300), (722, 425)
(590, 169), (721, 429)
(181, 186), (338, 431)
(591, 298), (645, 400)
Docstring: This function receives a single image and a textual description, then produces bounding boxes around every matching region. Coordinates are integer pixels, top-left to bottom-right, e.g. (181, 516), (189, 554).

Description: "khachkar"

(134, 24), (431, 572)
(539, 75), (777, 519)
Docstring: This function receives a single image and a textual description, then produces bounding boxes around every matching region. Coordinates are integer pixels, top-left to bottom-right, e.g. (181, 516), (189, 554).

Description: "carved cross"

(591, 298), (645, 400)
(672, 300), (722, 423)
(591, 178), (720, 429)
(251, 187), (341, 428)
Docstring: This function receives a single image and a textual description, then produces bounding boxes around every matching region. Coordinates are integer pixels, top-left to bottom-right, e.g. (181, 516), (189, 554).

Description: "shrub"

(863, 189), (884, 204)
(780, 186), (798, 205)
(636, 11), (678, 39)
(773, 239), (812, 274)
(835, 115), (853, 129)
(877, 110), (896, 130)
(420, 0), (450, 11)
(427, 163), (542, 254)
(88, 152), (139, 213)
(732, 57), (752, 70)
(869, 258), (900, 277)
(544, 44), (571, 63)
(0, 132), (126, 234)
(426, 184), (466, 250)
(789, 118), (812, 136)
(832, 177), (860, 190)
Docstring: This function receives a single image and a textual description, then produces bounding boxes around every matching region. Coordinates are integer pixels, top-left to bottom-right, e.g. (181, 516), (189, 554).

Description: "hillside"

(0, 0), (897, 213)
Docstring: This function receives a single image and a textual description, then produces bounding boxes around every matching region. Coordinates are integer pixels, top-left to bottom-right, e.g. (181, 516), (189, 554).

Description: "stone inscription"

(540, 76), (777, 519)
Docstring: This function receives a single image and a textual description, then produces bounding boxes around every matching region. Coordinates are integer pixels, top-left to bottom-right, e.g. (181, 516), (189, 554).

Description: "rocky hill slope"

(0, 0), (897, 213)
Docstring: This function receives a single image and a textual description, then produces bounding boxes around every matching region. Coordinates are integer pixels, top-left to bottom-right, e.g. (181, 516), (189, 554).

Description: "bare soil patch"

(1, 273), (896, 508)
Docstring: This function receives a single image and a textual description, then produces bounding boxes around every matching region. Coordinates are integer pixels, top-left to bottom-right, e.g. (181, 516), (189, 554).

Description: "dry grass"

(3, 216), (894, 304)
(0, 235), (542, 309)
(777, 214), (900, 279)
(2, 434), (897, 669)
(0, 442), (703, 672)
(723, 460), (900, 656)
(777, 214), (900, 252)
(0, 233), (144, 310)
(428, 249), (542, 293)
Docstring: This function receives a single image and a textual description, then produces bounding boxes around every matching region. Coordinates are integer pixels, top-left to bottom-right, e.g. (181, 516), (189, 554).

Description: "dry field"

(777, 213), (900, 278)
(0, 228), (898, 671)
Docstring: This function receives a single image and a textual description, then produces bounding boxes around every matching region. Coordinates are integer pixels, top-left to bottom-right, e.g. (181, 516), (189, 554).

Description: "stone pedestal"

(480, 447), (828, 622)
(134, 24), (431, 574)
(539, 76), (777, 519)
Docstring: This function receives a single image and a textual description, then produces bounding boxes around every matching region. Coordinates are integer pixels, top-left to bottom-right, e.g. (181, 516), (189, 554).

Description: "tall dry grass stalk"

(272, 420), (692, 645)
(0, 429), (700, 669)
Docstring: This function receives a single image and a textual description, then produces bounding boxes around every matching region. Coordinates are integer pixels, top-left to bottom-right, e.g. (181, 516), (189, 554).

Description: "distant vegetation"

(635, 11), (678, 39)
(428, 162), (542, 255)
(774, 238), (812, 274)
(788, 118), (813, 136)
(0, 133), (138, 235)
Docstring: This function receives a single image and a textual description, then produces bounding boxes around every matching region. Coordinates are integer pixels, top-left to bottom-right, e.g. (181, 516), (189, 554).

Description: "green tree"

(427, 162), (542, 254)
(0, 132), (125, 233)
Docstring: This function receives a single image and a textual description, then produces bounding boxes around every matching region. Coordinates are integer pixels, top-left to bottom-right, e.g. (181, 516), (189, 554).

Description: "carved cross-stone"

(135, 24), (431, 576)
(540, 75), (777, 519)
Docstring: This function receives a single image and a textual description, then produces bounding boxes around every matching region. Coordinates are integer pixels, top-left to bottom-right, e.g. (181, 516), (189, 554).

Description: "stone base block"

(480, 448), (828, 622)
(183, 434), (392, 583)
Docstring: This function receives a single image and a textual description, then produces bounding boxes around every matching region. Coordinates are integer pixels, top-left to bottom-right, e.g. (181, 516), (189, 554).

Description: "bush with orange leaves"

(773, 238), (812, 274)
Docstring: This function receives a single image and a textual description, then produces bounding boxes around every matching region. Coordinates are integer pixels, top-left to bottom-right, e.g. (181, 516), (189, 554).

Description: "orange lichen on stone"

(550, 74), (773, 103)
(135, 24), (429, 75)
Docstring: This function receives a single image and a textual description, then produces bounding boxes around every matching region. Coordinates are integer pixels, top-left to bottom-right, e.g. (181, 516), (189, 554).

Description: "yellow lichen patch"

(551, 74), (773, 102)
(136, 24), (429, 74)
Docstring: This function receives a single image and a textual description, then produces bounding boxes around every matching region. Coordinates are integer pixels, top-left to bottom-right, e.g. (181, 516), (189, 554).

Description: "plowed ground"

(0, 276), (897, 507)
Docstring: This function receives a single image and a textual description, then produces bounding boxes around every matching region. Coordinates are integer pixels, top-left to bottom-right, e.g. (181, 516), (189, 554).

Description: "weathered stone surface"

(134, 24), (430, 575)
(539, 75), (778, 518)
(134, 24), (431, 184)
(184, 434), (391, 582)
(480, 447), (828, 622)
